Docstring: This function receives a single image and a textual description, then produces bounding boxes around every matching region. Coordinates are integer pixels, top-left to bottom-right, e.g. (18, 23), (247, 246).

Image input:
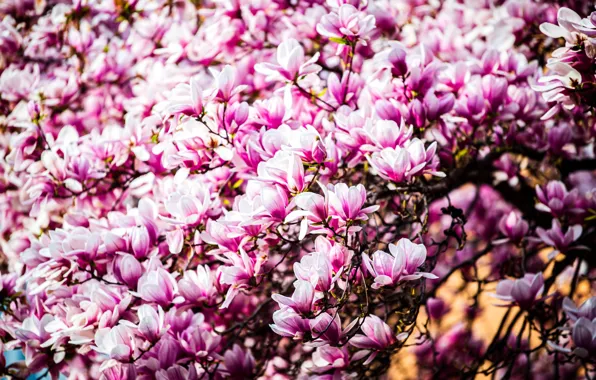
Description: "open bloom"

(137, 268), (181, 306)
(350, 315), (396, 365)
(178, 265), (217, 305)
(367, 140), (444, 183)
(221, 345), (256, 378)
(570, 318), (596, 358)
(162, 180), (213, 226)
(535, 219), (583, 257)
(294, 251), (334, 292)
(254, 39), (321, 82)
(494, 273), (544, 309)
(269, 308), (310, 339)
(165, 76), (204, 117)
(310, 345), (349, 374)
(362, 119), (413, 151)
(363, 238), (436, 289)
(121, 305), (167, 343)
(563, 297), (596, 322)
(316, 4), (376, 44)
(309, 312), (343, 345)
(180, 326), (221, 361)
(208, 65), (247, 102)
(327, 183), (379, 223)
(93, 325), (136, 362)
(271, 280), (315, 315)
(539, 7), (596, 46)
(257, 151), (306, 194)
(535, 181), (580, 217)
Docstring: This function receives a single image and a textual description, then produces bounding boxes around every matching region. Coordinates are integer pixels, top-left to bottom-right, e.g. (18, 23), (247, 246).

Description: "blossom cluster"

(0, 0), (595, 379)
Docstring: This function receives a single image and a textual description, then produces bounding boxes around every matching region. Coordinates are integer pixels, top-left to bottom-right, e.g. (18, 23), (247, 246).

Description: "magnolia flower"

(162, 180), (213, 226)
(15, 314), (54, 346)
(310, 345), (349, 373)
(285, 185), (331, 239)
(256, 151), (306, 194)
(130, 225), (151, 259)
(349, 315), (396, 365)
(367, 140), (444, 183)
(535, 219), (583, 257)
(327, 183), (379, 223)
(178, 265), (217, 304)
(219, 248), (262, 309)
(386, 46), (408, 77)
(166, 228), (184, 254)
(315, 235), (351, 273)
(570, 318), (596, 358)
(113, 253), (143, 288)
(55, 226), (100, 263)
(156, 365), (198, 380)
(316, 4), (376, 44)
(99, 363), (137, 380)
(121, 305), (167, 342)
(269, 308), (310, 339)
(272, 280), (315, 315)
(180, 326), (222, 360)
(495, 211), (529, 245)
(563, 297), (596, 322)
(362, 238), (436, 289)
(221, 345), (256, 379)
(258, 184), (293, 222)
(93, 325), (136, 362)
(532, 59), (586, 117)
(254, 39), (321, 82)
(165, 76), (204, 117)
(494, 273), (544, 309)
(137, 268), (181, 306)
(362, 119), (413, 151)
(309, 312), (343, 345)
(427, 297), (450, 320)
(294, 251), (334, 292)
(208, 65), (247, 102)
(281, 124), (327, 164)
(539, 7), (596, 45)
(535, 181), (580, 217)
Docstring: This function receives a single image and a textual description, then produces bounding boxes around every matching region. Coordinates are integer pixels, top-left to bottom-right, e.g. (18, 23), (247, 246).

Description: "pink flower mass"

(0, 0), (596, 379)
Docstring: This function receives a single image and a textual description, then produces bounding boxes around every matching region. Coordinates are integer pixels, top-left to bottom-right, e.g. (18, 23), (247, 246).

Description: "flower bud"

(114, 253), (143, 288)
(27, 100), (41, 120)
(312, 139), (327, 164)
(131, 225), (151, 259)
(427, 297), (449, 320)
(408, 99), (426, 129)
(388, 47), (408, 77)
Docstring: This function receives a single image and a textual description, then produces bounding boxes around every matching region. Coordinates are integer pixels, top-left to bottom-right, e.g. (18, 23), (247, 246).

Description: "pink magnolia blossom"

(363, 238), (437, 289)
(178, 265), (217, 305)
(535, 219), (583, 256)
(535, 180), (581, 217)
(367, 139), (444, 183)
(495, 211), (529, 245)
(221, 344), (256, 378)
(494, 273), (545, 309)
(269, 308), (310, 339)
(93, 325), (136, 362)
(136, 267), (182, 306)
(316, 4), (376, 44)
(327, 183), (379, 223)
(272, 280), (315, 315)
(254, 39), (321, 82)
(349, 315), (397, 364)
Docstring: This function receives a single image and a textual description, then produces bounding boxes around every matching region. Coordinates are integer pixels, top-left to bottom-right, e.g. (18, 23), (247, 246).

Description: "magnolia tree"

(0, 0), (595, 379)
